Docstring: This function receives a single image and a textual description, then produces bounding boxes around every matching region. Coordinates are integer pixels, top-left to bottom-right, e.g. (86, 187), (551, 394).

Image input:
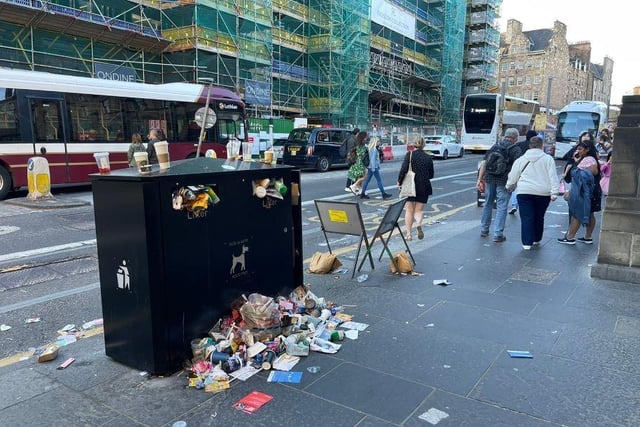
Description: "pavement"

(1, 197), (640, 427)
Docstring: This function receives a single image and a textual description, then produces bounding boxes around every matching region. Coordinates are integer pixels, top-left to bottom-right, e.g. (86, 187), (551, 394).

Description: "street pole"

(545, 76), (554, 119)
(196, 78), (213, 158)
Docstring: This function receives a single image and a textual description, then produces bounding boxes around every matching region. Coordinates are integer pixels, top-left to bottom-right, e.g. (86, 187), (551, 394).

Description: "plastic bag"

(239, 294), (281, 329)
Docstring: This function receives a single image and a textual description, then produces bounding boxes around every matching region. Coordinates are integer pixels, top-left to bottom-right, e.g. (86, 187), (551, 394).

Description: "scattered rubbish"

(230, 365), (260, 381)
(57, 357), (75, 369)
(433, 279), (451, 286)
(307, 366), (321, 374)
(0, 324), (11, 331)
(55, 334), (77, 347)
(426, 323), (435, 328)
(82, 318), (104, 330)
(333, 268), (348, 275)
(267, 371), (302, 383)
(25, 318), (41, 324)
(443, 364), (451, 369)
(356, 273), (368, 282)
(171, 421), (187, 427)
(458, 266), (463, 271)
(233, 391), (273, 414)
(37, 345), (59, 363)
(272, 354), (300, 371)
(417, 304), (425, 307)
(59, 324), (76, 332)
(551, 330), (558, 334)
(344, 329), (358, 340)
(341, 321), (369, 331)
(507, 350), (533, 358)
(418, 408), (450, 425)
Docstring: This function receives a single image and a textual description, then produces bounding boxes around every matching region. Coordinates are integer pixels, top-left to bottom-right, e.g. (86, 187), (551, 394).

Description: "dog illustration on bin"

(230, 245), (249, 274)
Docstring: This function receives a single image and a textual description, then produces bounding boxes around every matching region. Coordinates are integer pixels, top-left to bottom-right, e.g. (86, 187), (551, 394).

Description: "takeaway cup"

(154, 140), (170, 170)
(242, 142), (253, 161)
(93, 152), (110, 174)
(133, 152), (151, 174)
(264, 150), (274, 164)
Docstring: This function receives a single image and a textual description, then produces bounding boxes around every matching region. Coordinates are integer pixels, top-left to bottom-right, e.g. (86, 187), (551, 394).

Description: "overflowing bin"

(91, 157), (303, 374)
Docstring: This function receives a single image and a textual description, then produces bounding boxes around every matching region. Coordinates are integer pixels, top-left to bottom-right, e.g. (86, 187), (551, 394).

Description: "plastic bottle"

(274, 178), (288, 196)
(356, 274), (368, 283)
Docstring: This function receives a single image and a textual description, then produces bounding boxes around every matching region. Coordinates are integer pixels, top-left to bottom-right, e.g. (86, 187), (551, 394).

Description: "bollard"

(26, 157), (52, 200)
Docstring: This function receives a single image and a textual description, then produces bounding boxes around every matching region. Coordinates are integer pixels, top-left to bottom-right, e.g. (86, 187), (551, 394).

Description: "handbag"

(399, 151), (416, 198)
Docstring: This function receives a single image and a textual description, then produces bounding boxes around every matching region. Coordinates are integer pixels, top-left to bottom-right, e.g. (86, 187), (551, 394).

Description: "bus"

(461, 93), (540, 152)
(0, 68), (248, 199)
(554, 100), (608, 159)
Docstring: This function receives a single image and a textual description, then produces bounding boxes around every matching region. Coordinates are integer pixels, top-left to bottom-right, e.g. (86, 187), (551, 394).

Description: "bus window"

(31, 100), (63, 142)
(0, 92), (19, 142)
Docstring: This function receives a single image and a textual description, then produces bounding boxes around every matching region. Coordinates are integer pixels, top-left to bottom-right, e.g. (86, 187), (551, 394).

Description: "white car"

(423, 135), (464, 159)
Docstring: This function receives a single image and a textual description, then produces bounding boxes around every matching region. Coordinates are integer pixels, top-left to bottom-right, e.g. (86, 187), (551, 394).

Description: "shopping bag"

(309, 251), (342, 274)
(399, 152), (416, 198)
(390, 251), (413, 273)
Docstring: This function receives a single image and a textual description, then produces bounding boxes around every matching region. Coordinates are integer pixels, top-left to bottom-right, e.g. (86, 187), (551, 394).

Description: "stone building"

(498, 19), (613, 111)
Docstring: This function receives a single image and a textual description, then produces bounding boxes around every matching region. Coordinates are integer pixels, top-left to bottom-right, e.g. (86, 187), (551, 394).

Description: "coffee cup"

(154, 141), (170, 170)
(93, 152), (110, 174)
(134, 152), (151, 174)
(264, 150), (274, 164)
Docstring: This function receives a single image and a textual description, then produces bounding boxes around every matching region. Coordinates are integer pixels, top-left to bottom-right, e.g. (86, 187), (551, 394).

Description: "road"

(0, 154), (483, 361)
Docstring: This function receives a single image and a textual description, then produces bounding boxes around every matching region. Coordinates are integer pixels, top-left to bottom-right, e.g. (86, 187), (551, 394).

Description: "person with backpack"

(476, 128), (522, 242)
(342, 128), (359, 192)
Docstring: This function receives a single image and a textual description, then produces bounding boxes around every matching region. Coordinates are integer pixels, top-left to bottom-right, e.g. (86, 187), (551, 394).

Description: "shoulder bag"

(399, 151), (416, 198)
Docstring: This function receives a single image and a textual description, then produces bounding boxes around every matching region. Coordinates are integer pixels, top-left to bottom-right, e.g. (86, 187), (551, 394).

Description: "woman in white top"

(506, 136), (559, 250)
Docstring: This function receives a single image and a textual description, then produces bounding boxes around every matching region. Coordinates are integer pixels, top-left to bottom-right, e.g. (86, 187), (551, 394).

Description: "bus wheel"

(0, 166), (12, 200)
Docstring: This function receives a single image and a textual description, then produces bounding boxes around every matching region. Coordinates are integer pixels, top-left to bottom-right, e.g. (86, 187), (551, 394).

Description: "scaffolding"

(0, 0), (468, 128)
(463, 0), (502, 96)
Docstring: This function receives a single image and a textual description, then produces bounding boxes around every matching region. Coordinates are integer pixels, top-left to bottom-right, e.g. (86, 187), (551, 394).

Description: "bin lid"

(90, 157), (294, 181)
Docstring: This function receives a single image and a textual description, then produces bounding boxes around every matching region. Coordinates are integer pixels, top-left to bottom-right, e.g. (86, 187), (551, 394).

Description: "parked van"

(282, 127), (352, 172)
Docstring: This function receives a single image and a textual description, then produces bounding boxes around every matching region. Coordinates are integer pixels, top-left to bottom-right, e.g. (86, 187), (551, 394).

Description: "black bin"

(91, 157), (303, 375)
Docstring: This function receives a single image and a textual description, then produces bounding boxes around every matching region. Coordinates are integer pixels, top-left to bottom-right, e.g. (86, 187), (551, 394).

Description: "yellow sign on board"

(534, 114), (548, 131)
(328, 209), (348, 223)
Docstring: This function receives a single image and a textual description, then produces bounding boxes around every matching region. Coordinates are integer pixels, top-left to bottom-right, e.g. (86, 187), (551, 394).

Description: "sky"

(498, 0), (639, 105)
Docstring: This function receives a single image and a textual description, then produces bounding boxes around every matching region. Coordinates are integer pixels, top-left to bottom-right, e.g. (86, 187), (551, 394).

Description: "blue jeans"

(481, 182), (509, 238)
(517, 194), (551, 245)
(361, 168), (386, 195)
(510, 190), (518, 209)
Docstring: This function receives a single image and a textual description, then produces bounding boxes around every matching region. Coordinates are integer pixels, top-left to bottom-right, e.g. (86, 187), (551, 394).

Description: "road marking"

(0, 226), (20, 235)
(0, 239), (96, 263)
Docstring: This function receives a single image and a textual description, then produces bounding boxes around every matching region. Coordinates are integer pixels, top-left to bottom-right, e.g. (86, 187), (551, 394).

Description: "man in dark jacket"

(476, 128), (521, 242)
(344, 128), (359, 192)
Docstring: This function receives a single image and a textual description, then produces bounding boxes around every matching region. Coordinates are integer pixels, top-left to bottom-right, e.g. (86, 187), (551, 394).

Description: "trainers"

(359, 194), (370, 199)
(494, 235), (506, 243)
(532, 241), (541, 246)
(417, 226), (424, 240)
(509, 207), (517, 215)
(577, 237), (593, 244)
(557, 237), (576, 245)
(522, 245), (532, 250)
(480, 231), (489, 237)
(349, 184), (361, 195)
(382, 193), (393, 200)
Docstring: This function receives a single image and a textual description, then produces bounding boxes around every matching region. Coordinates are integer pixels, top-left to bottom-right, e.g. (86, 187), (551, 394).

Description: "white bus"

(461, 93), (540, 152)
(554, 100), (608, 159)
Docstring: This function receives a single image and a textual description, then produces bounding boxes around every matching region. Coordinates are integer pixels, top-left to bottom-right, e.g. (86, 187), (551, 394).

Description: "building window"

(524, 91), (531, 99)
(517, 61), (524, 70)
(532, 91), (539, 101)
(534, 59), (542, 69)
(517, 76), (523, 86)
(501, 62), (508, 72)
(526, 60), (532, 69)
(525, 76), (531, 85)
(508, 77), (515, 86)
(500, 78), (506, 87)
(509, 62), (515, 70)
(533, 76), (542, 85)
(515, 92), (522, 98)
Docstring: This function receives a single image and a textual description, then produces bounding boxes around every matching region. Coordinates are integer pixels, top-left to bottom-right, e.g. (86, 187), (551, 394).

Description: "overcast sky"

(498, 0), (638, 105)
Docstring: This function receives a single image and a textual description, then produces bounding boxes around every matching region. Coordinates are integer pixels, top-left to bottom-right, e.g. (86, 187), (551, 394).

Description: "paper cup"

(155, 141), (170, 170)
(93, 152), (110, 174)
(134, 152), (151, 174)
(264, 150), (274, 164)
(242, 142), (253, 161)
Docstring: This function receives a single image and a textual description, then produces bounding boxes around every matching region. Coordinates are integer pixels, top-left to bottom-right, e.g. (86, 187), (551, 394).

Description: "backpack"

(485, 145), (514, 176)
